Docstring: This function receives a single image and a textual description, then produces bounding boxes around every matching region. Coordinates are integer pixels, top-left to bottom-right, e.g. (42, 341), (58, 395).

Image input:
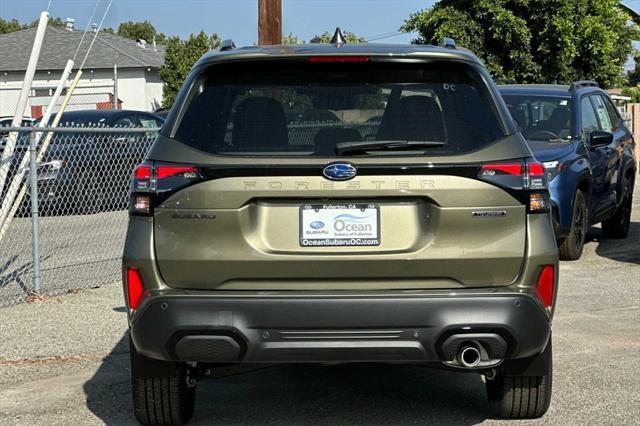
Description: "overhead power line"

(79, 0), (113, 70)
(366, 31), (405, 42)
(73, 0), (102, 61)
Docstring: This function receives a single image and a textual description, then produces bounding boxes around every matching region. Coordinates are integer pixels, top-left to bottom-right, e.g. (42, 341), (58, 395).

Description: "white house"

(0, 21), (165, 118)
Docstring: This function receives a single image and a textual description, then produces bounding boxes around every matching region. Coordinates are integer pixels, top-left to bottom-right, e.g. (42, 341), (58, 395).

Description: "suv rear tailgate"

(154, 172), (525, 290)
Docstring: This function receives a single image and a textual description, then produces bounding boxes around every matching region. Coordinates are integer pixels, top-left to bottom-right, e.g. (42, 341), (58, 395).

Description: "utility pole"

(258, 0), (282, 45)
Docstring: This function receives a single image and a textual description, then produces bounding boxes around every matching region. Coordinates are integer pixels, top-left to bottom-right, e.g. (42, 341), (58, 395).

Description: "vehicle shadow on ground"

(587, 222), (640, 265)
(84, 334), (489, 425)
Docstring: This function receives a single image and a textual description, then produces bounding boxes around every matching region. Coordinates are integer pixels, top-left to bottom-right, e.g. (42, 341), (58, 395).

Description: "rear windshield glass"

(501, 94), (574, 141)
(173, 60), (505, 156)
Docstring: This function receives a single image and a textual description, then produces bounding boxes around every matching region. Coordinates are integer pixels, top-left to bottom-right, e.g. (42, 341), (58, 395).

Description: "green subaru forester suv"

(123, 36), (558, 424)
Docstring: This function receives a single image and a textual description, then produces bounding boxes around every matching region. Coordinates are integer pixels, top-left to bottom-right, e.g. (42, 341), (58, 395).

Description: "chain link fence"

(0, 126), (157, 306)
(0, 115), (380, 307)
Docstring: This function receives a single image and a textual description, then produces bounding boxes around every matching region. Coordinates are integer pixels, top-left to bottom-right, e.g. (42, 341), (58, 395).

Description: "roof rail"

(439, 37), (456, 49)
(220, 39), (236, 51)
(569, 80), (599, 91)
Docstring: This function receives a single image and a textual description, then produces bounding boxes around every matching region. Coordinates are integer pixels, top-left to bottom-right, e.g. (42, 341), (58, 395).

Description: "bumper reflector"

(536, 265), (555, 308)
(127, 267), (144, 309)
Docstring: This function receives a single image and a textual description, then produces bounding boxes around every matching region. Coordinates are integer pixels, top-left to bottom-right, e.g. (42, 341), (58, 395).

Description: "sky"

(1, 0), (639, 49)
(0, 0), (437, 45)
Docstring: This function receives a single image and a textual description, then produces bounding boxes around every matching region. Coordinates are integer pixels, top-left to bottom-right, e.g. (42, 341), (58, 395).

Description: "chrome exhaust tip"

(457, 345), (481, 368)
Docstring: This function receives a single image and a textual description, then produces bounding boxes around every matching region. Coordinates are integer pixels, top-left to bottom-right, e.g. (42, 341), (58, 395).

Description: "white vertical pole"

(0, 11), (49, 198)
(0, 60), (74, 233)
(0, 72), (84, 243)
(113, 63), (118, 109)
(38, 60), (75, 129)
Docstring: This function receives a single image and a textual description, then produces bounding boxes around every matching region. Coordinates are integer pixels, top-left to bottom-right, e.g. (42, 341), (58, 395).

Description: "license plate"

(299, 204), (380, 247)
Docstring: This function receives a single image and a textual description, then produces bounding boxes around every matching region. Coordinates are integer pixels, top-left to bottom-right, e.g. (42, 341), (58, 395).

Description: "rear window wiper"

(335, 140), (445, 155)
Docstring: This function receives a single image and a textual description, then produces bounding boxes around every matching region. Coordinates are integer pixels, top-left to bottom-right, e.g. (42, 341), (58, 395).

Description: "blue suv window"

(580, 97), (599, 137)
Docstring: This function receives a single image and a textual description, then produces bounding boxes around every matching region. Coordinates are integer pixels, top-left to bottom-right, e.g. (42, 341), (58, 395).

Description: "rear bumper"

(130, 291), (551, 365)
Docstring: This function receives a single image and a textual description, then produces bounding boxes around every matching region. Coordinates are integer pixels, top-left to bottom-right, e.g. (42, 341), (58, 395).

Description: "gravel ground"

(0, 210), (128, 306)
(0, 183), (638, 425)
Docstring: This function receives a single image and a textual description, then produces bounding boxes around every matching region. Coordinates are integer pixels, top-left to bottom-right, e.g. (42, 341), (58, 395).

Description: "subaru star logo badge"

(323, 163), (357, 181)
(310, 221), (325, 230)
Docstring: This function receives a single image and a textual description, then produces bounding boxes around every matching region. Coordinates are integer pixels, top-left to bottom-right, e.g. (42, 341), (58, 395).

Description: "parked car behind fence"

(0, 109), (163, 216)
(0, 110), (162, 307)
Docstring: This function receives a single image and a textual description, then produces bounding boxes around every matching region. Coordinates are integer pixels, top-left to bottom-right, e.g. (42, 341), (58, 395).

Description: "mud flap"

(501, 334), (552, 376)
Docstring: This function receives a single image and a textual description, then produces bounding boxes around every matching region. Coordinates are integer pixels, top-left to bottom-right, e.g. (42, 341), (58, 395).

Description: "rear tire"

(486, 343), (553, 419)
(602, 178), (633, 239)
(130, 337), (196, 425)
(559, 189), (588, 260)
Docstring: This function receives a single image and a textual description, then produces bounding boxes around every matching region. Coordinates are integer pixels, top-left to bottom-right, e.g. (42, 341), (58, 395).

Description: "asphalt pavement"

(0, 182), (638, 425)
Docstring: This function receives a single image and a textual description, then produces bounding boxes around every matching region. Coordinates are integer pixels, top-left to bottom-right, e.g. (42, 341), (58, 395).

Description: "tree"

(159, 32), (221, 108)
(282, 33), (304, 44)
(118, 20), (166, 44)
(627, 52), (640, 86)
(0, 18), (23, 34)
(310, 30), (365, 43)
(401, 0), (639, 88)
(1, 16), (115, 35)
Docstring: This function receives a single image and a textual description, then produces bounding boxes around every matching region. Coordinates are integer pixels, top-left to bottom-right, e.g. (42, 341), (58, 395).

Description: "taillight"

(126, 267), (145, 310)
(480, 163), (522, 176)
(134, 165), (151, 180)
(130, 162), (202, 216)
(535, 265), (555, 308)
(478, 160), (550, 213)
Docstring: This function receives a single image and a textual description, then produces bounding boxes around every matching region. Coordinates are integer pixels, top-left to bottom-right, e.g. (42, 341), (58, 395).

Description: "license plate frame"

(299, 203), (380, 247)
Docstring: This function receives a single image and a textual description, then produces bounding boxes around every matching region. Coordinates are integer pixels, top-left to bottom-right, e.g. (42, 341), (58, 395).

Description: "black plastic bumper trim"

(129, 292), (551, 364)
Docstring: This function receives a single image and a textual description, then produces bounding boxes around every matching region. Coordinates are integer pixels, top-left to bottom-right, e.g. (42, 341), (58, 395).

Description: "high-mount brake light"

(478, 160), (550, 213)
(129, 163), (202, 216)
(307, 56), (370, 63)
(535, 265), (555, 308)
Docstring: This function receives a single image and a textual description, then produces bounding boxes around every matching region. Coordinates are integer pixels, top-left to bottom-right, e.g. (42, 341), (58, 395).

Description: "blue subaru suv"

(499, 81), (636, 260)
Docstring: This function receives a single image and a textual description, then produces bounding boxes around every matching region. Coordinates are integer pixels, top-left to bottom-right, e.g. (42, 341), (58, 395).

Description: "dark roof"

(194, 43), (482, 68)
(0, 26), (164, 72)
(497, 84), (574, 97)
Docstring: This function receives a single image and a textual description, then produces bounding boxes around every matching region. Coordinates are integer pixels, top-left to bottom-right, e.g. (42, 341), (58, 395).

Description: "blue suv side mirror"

(588, 130), (613, 149)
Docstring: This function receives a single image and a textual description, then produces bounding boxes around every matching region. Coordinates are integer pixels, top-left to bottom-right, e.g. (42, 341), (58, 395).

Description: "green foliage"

(401, 0), (639, 88)
(282, 30), (365, 44)
(0, 16), (135, 40)
(310, 30), (365, 43)
(621, 85), (640, 102)
(27, 16), (66, 28)
(282, 33), (304, 44)
(159, 32), (221, 108)
(0, 18), (24, 34)
(628, 53), (640, 86)
(0, 16), (66, 34)
(117, 20), (166, 44)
